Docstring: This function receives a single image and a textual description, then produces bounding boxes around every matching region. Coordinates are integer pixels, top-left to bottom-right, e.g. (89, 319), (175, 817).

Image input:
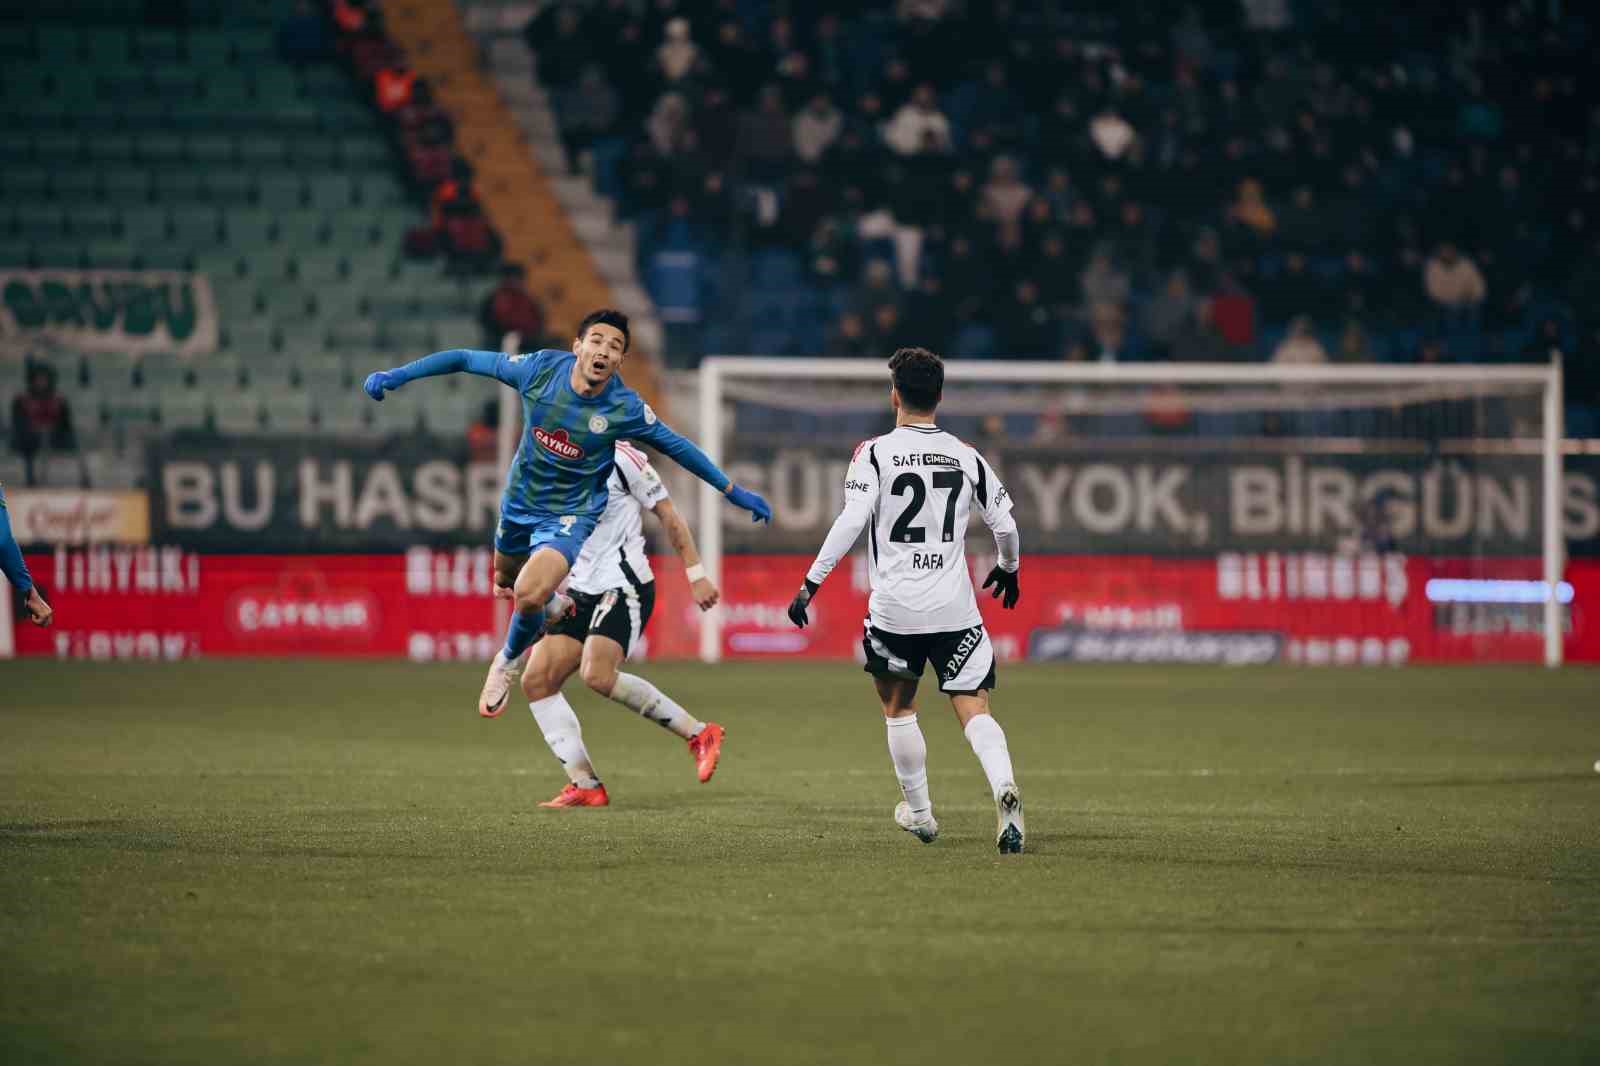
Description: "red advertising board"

(12, 549), (1597, 663)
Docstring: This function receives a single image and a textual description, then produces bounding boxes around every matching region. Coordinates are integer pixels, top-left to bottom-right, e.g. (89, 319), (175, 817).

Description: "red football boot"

(538, 782), (610, 808)
(687, 723), (725, 784)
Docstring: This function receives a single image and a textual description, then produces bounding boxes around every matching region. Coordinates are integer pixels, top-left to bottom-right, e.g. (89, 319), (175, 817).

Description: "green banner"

(0, 269), (219, 356)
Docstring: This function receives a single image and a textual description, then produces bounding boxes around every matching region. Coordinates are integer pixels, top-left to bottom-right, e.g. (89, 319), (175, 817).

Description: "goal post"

(697, 357), (1566, 667)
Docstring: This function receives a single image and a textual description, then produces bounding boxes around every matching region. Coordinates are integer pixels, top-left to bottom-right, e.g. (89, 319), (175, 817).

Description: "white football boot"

(995, 783), (1025, 854)
(478, 647), (528, 718)
(894, 801), (939, 844)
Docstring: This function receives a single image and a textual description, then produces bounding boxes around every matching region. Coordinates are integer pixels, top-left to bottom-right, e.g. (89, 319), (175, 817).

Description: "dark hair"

(577, 308), (630, 352)
(889, 347), (943, 412)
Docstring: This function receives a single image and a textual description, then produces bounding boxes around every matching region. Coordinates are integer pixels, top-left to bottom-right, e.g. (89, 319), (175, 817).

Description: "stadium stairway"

(378, 0), (666, 411)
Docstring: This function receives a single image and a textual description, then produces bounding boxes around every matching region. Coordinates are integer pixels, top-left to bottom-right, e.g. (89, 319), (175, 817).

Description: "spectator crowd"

(528, 0), (1596, 420)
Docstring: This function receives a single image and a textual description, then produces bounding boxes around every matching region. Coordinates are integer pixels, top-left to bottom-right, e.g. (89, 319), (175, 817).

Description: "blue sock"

(502, 607), (545, 661)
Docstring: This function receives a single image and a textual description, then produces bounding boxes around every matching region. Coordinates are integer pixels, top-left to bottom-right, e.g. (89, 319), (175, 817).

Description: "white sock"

(963, 714), (1016, 800)
(610, 672), (703, 740)
(885, 713), (931, 816)
(530, 694), (599, 788)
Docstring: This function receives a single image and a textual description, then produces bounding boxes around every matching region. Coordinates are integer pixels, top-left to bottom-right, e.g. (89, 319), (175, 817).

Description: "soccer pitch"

(2, 660), (1596, 1065)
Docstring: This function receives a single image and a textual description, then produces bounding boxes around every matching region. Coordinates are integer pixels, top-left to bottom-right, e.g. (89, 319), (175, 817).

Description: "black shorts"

(862, 621), (997, 693)
(547, 581), (656, 656)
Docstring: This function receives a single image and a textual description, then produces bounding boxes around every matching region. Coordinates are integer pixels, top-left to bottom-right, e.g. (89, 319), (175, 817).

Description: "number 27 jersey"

(810, 424), (1015, 635)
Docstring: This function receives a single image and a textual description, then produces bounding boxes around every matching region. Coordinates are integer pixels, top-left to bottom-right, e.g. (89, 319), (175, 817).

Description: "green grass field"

(1, 660), (1597, 1065)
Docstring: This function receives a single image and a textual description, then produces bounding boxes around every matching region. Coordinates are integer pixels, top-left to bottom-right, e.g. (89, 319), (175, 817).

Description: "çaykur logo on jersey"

(534, 427), (585, 460)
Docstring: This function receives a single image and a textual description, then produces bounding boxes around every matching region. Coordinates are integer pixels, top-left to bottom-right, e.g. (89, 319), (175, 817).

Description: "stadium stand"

(520, 0), (1598, 430)
(0, 0), (495, 487)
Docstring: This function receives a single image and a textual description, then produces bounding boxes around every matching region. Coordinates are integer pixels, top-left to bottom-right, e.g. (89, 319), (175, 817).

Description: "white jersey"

(806, 423), (1019, 634)
(568, 441), (668, 595)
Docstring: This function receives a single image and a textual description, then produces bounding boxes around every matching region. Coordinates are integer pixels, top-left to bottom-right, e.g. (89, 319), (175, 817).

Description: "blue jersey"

(0, 481), (36, 593)
(378, 348), (734, 525)
(488, 348), (691, 524)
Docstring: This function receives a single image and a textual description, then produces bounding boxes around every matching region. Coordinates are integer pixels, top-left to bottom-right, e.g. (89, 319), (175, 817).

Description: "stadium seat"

(159, 390), (212, 433)
(136, 352), (189, 391)
(82, 448), (142, 490)
(316, 392), (372, 435)
(213, 395), (264, 436)
(263, 390), (315, 434)
(190, 358), (245, 394)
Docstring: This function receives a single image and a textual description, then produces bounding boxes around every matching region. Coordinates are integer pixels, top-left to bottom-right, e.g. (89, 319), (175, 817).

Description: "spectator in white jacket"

(792, 93), (842, 164)
(882, 83), (951, 156)
(1423, 243), (1487, 308)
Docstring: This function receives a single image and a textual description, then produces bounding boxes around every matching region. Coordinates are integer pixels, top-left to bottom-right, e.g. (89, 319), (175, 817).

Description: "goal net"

(694, 359), (1566, 667)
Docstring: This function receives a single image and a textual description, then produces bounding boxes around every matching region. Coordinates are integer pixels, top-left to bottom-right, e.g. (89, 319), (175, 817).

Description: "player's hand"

(363, 370), (401, 401)
(787, 580), (817, 628)
(24, 587), (52, 627)
(690, 577), (720, 611)
(726, 485), (772, 524)
(983, 566), (1020, 609)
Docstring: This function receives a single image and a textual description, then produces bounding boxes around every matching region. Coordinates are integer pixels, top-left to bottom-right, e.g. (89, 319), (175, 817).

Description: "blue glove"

(727, 484), (772, 524)
(363, 370), (402, 401)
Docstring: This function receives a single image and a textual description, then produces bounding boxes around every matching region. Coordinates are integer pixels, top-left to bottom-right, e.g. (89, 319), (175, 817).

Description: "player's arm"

(623, 402), (771, 523)
(972, 452), (1021, 609)
(788, 443), (878, 627)
(620, 448), (721, 611)
(362, 348), (548, 399)
(651, 498), (720, 611)
(0, 491), (51, 627)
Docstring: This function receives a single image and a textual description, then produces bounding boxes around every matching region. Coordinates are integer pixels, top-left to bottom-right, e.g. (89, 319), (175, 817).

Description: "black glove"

(982, 566), (1020, 609)
(788, 579), (819, 628)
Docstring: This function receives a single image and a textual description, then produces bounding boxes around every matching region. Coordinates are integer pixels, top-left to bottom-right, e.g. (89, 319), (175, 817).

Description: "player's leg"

(863, 625), (938, 843)
(478, 548), (532, 716)
(580, 583), (726, 783)
(520, 630), (608, 807)
(939, 627), (1023, 854)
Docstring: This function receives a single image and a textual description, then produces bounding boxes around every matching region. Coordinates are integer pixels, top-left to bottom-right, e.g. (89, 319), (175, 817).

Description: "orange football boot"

(539, 782), (610, 807)
(687, 723), (726, 783)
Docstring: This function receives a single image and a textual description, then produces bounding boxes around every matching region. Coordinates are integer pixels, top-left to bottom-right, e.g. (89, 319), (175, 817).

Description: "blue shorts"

(494, 511), (599, 567)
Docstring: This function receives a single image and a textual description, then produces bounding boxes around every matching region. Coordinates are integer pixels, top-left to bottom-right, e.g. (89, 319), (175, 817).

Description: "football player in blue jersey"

(0, 482), (54, 627)
(364, 309), (769, 715)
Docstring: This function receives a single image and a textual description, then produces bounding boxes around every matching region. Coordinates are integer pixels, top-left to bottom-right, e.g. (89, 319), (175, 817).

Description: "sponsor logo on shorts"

(943, 625), (985, 680)
(535, 427), (585, 460)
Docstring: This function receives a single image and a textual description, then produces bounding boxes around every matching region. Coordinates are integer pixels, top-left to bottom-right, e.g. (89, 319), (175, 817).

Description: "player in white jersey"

(488, 441), (726, 807)
(787, 348), (1025, 853)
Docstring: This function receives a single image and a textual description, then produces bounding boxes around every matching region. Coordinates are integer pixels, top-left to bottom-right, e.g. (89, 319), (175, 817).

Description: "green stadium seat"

(121, 208), (170, 245)
(246, 359), (294, 392)
(213, 394), (263, 436)
(264, 390), (315, 434)
(136, 245), (196, 271)
(83, 449), (142, 490)
(275, 319), (327, 357)
(307, 173), (356, 211)
(257, 175), (307, 211)
(158, 389), (213, 433)
(34, 131), (85, 163)
(190, 358), (245, 393)
(421, 389), (474, 436)
(220, 208), (277, 249)
(277, 213), (328, 248)
(317, 392), (372, 435)
(187, 133), (237, 166)
(85, 239), (139, 269)
(66, 205), (121, 239)
(82, 29), (130, 65)
(0, 239), (31, 266)
(326, 320), (380, 350)
(136, 133), (188, 166)
(51, 171), (100, 203)
(290, 252), (349, 287)
(299, 357), (350, 393)
(222, 319), (276, 357)
(136, 352), (189, 390)
(37, 27), (78, 61)
(285, 136), (340, 168)
(30, 242), (85, 268)
(3, 167), (53, 199)
(9, 208), (65, 241)
(133, 29), (183, 65)
(183, 30), (234, 67)
(101, 171), (154, 206)
(169, 206), (223, 248)
(237, 134), (288, 168)
(197, 171), (256, 206)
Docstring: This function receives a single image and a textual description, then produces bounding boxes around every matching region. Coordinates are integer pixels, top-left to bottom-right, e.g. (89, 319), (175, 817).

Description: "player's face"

(573, 324), (627, 387)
